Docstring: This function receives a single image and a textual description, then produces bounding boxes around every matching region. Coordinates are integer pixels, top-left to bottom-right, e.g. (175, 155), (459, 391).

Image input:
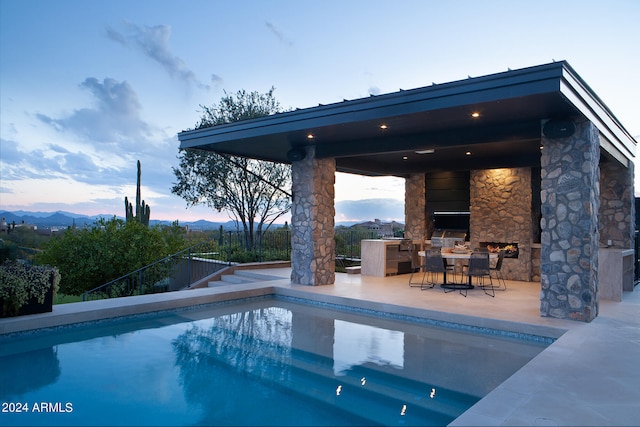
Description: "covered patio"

(179, 61), (637, 322)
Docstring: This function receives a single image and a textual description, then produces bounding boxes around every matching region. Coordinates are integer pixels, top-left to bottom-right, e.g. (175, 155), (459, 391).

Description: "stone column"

(404, 173), (426, 240)
(599, 160), (635, 249)
(469, 168), (533, 281)
(540, 120), (600, 322)
(290, 146), (336, 286)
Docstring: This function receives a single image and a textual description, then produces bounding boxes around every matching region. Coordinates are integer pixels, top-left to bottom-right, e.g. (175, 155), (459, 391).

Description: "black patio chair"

(464, 252), (494, 297)
(490, 250), (507, 291)
(420, 249), (447, 290)
(408, 245), (426, 287)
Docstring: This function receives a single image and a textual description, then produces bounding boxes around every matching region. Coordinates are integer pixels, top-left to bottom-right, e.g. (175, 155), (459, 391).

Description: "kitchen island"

(361, 239), (416, 277)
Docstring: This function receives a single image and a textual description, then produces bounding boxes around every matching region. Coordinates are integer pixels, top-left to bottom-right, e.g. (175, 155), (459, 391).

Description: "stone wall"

(469, 168), (533, 281)
(290, 147), (336, 286)
(404, 173), (426, 240)
(599, 159), (635, 249)
(540, 120), (599, 322)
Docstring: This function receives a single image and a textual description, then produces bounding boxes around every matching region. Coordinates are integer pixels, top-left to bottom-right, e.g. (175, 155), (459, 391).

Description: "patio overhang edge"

(177, 61), (637, 171)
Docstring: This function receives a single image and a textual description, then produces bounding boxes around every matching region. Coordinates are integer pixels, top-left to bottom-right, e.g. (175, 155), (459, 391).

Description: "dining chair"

(464, 252), (495, 297)
(408, 245), (426, 287)
(420, 249), (446, 290)
(490, 250), (507, 291)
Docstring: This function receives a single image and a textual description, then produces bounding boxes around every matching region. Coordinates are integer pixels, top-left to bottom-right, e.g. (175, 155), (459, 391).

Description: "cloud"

(37, 77), (154, 147)
(5, 75), (176, 190)
(335, 198), (404, 222)
(0, 137), (124, 185)
(106, 22), (210, 90)
(105, 25), (127, 46)
(211, 74), (223, 86)
(265, 21), (293, 47)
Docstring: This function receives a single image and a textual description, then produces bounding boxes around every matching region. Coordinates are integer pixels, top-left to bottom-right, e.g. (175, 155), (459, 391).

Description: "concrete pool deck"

(1, 267), (638, 426)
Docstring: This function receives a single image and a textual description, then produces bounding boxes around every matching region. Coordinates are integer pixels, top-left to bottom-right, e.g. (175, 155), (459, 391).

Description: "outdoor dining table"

(418, 249), (498, 289)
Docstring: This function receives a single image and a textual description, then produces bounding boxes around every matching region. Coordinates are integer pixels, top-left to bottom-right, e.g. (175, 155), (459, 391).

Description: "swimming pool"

(0, 296), (550, 426)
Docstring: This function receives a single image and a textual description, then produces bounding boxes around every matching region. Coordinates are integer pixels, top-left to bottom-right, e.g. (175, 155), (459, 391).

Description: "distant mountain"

(334, 199), (404, 223)
(0, 210), (228, 230)
(1, 205), (403, 231)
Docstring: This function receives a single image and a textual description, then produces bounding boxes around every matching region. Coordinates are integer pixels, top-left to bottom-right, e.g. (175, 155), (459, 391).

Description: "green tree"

(37, 218), (186, 295)
(172, 88), (291, 250)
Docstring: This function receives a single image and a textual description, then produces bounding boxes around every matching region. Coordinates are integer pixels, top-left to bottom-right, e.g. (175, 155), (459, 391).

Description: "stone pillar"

(599, 160), (635, 249)
(540, 120), (600, 322)
(404, 173), (426, 240)
(290, 147), (336, 286)
(469, 168), (533, 281)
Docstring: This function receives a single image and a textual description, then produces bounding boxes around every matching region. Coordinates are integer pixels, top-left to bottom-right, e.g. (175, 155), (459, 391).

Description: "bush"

(0, 261), (60, 317)
(36, 217), (186, 295)
(0, 239), (18, 262)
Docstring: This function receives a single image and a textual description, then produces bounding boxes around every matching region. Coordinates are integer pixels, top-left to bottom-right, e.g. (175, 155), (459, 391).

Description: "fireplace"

(480, 242), (519, 258)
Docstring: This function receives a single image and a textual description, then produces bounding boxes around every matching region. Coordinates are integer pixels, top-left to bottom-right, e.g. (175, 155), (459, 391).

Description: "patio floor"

(1, 267), (639, 426)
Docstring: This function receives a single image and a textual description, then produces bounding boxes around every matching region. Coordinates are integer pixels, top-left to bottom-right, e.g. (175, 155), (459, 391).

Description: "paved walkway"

(1, 268), (638, 426)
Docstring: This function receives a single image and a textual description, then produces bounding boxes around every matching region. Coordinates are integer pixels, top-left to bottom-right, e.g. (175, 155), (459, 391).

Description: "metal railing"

(81, 229), (383, 301)
(82, 242), (227, 301)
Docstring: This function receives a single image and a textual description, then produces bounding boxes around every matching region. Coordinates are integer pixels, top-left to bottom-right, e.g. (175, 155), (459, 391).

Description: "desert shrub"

(36, 218), (186, 295)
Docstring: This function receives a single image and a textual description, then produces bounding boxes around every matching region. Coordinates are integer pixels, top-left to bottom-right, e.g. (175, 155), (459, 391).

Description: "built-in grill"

(430, 229), (467, 248)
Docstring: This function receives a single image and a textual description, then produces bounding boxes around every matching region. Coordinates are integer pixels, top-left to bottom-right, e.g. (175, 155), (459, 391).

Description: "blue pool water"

(0, 297), (550, 426)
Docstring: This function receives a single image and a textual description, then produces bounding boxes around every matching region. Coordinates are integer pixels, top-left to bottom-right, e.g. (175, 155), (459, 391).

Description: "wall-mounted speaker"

(543, 119), (575, 139)
(287, 148), (306, 162)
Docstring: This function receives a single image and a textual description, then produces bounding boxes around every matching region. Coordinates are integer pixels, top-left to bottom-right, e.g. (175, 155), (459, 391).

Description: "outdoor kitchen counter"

(598, 247), (635, 301)
(361, 239), (415, 277)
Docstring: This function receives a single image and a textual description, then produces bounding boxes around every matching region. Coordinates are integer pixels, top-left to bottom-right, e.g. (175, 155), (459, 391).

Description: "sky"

(1, 0), (639, 223)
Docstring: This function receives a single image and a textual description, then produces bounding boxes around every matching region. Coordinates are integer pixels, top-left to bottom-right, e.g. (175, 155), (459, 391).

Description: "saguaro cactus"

(124, 160), (151, 226)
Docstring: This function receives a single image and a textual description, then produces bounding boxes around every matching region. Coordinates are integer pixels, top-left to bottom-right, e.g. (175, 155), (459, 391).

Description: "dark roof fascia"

(178, 62), (569, 149)
(178, 61), (637, 167)
(558, 62), (636, 164)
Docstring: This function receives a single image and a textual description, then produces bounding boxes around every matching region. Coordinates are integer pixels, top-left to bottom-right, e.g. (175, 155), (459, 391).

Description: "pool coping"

(0, 282), (567, 342)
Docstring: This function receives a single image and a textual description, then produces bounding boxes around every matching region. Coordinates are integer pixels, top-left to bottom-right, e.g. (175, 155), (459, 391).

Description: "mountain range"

(0, 210), (240, 231)
(0, 210), (392, 231)
(1, 199), (404, 231)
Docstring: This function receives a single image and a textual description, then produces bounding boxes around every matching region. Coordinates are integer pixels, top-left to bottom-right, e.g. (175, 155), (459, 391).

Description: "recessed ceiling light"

(380, 124), (388, 129)
(402, 156), (408, 160)
(415, 149), (435, 154)
(307, 133), (314, 139)
(471, 112), (480, 118)
(465, 151), (472, 156)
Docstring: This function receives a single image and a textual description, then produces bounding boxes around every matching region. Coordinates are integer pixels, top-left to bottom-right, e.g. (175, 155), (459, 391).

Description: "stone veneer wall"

(404, 173), (426, 240)
(469, 168), (533, 281)
(290, 147), (336, 286)
(599, 159), (635, 249)
(540, 120), (599, 322)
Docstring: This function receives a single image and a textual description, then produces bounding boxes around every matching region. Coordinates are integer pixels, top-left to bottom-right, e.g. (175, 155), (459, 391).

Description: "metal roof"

(178, 61), (636, 177)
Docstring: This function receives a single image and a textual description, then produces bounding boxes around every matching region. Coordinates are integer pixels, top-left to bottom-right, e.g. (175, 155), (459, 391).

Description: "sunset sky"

(1, 0), (638, 222)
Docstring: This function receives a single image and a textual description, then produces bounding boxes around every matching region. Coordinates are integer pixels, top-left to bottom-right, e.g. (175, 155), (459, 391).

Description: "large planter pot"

(17, 284), (54, 316)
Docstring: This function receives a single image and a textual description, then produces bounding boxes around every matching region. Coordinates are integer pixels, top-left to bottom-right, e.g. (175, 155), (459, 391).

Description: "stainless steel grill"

(430, 229), (467, 248)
